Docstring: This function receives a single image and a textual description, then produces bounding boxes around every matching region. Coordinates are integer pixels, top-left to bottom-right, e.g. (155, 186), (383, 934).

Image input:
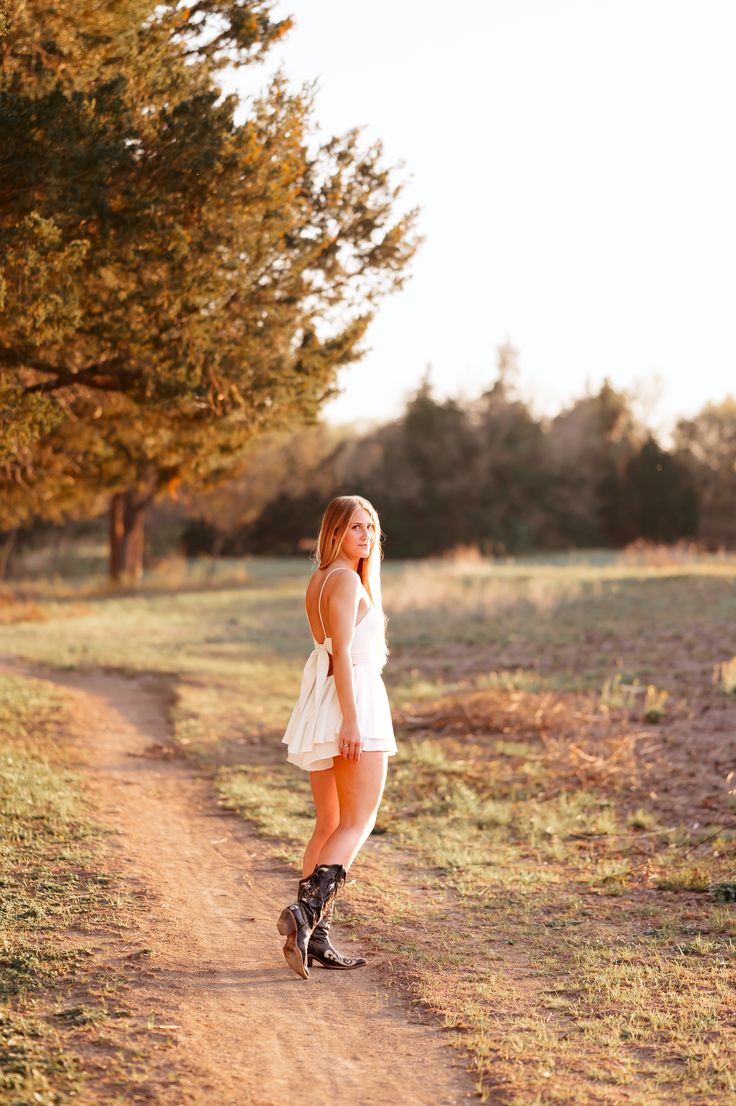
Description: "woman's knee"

(314, 812), (340, 838)
(338, 809), (378, 835)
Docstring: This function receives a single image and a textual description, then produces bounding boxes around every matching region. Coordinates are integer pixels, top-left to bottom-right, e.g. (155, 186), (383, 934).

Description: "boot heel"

(283, 931), (309, 980)
(277, 907), (296, 937)
(307, 955), (314, 968)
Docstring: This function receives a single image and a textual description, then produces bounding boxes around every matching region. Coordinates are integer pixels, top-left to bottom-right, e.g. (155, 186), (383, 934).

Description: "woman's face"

(341, 507), (375, 562)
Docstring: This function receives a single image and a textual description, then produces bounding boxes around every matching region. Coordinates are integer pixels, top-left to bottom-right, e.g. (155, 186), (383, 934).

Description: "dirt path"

(10, 664), (475, 1106)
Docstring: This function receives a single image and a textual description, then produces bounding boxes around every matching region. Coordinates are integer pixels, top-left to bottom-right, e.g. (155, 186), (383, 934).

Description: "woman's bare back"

(305, 566), (369, 644)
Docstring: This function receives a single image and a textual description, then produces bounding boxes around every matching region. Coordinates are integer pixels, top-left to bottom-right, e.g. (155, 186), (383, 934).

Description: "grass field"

(0, 672), (161, 1106)
(1, 549), (736, 1104)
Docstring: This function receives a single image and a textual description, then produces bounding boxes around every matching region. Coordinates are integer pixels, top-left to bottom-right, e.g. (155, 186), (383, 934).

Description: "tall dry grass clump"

(620, 539), (719, 567)
(383, 559), (582, 617)
(713, 656), (736, 696)
(394, 682), (652, 794)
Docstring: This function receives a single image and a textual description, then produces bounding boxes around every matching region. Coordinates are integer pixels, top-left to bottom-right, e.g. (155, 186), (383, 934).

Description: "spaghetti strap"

(317, 567), (355, 637)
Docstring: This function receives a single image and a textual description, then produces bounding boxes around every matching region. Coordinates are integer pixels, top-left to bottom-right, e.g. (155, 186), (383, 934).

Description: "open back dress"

(282, 567), (397, 772)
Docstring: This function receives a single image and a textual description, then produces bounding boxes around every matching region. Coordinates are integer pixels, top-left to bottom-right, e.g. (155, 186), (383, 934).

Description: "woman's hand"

(338, 720), (363, 762)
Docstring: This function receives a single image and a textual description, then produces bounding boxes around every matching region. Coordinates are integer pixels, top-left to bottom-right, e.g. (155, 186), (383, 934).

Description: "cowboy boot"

(307, 897), (367, 970)
(277, 863), (346, 979)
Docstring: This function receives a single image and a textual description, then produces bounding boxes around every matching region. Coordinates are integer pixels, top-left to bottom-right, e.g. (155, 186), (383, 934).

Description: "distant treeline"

(178, 368), (736, 558)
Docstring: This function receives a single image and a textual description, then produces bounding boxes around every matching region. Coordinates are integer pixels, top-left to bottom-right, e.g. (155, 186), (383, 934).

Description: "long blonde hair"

(315, 495), (388, 664)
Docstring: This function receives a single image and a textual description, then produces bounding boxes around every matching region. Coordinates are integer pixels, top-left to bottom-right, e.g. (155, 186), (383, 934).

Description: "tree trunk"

(123, 495), (147, 581)
(109, 494), (126, 582)
(212, 530), (226, 558)
(108, 491), (150, 582)
(0, 530), (17, 581)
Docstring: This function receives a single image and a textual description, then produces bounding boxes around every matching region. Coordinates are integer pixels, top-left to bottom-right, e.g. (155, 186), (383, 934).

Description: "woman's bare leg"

(302, 767), (340, 876)
(316, 752), (388, 870)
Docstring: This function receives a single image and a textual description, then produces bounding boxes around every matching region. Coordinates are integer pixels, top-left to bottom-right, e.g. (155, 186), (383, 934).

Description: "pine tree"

(621, 436), (698, 543)
(674, 399), (736, 547)
(0, 1), (418, 577)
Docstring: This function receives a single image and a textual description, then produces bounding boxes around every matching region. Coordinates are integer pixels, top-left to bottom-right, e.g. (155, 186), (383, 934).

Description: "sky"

(230, 1), (736, 433)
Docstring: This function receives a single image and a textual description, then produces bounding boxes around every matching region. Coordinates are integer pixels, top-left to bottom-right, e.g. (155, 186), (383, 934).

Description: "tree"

(355, 375), (479, 556)
(0, 1), (418, 578)
(471, 344), (548, 553)
(176, 423), (351, 555)
(674, 398), (736, 547)
(620, 436), (698, 543)
(545, 381), (641, 546)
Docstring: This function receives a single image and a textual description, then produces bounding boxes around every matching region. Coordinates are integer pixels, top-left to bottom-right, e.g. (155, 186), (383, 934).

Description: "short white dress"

(282, 568), (397, 772)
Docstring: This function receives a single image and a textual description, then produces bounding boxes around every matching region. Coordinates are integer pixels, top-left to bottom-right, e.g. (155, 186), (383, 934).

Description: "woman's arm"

(325, 570), (363, 761)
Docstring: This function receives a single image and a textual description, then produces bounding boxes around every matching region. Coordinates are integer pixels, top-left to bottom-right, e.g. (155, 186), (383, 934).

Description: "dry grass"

(1, 552), (736, 1104)
(620, 539), (729, 567)
(217, 668), (736, 1103)
(0, 672), (197, 1106)
(714, 656), (736, 696)
(383, 560), (585, 618)
(0, 673), (112, 1104)
(218, 556), (736, 1106)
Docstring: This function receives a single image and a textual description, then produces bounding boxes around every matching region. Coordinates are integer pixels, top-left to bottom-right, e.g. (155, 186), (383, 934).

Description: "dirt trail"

(10, 664), (475, 1106)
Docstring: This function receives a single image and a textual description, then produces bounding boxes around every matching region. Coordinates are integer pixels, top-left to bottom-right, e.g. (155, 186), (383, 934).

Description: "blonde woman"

(277, 494), (397, 979)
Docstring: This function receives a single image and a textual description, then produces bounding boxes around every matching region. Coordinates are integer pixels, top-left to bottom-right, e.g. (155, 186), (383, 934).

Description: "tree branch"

(0, 350), (141, 396)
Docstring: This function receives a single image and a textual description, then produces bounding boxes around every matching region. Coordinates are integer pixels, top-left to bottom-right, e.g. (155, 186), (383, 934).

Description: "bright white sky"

(231, 0), (736, 433)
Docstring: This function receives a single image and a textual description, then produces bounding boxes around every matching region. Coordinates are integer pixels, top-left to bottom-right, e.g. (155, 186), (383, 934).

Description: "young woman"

(277, 494), (396, 979)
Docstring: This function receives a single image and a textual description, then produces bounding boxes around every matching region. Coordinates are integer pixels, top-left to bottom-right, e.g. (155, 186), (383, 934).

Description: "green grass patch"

(217, 761), (311, 864)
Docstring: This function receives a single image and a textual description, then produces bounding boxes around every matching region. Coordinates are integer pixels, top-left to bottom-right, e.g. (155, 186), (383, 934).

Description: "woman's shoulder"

(323, 566), (360, 587)
(313, 565), (361, 598)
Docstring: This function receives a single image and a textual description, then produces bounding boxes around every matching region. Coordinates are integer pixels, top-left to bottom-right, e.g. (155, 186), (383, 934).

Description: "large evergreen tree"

(0, 1), (417, 577)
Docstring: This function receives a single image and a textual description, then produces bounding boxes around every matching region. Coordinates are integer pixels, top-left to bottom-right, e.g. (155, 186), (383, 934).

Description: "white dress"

(282, 568), (397, 772)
